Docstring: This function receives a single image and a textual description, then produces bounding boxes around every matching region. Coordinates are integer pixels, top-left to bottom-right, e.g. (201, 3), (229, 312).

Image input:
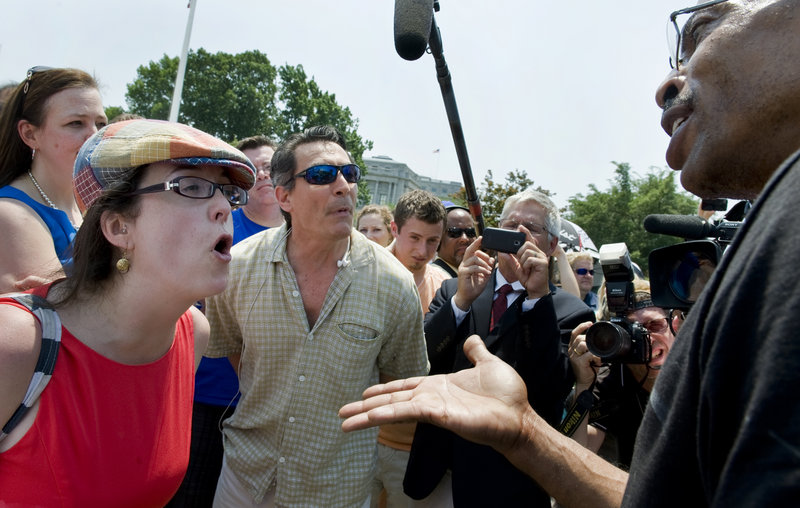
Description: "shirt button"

(279, 456), (286, 463)
(299, 375), (306, 382)
(292, 290), (299, 297)
(289, 416), (295, 423)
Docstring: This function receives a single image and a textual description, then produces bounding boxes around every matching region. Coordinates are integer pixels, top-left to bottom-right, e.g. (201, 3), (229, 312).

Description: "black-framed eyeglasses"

(127, 176), (248, 206)
(640, 317), (669, 335)
(668, 308), (686, 335)
(294, 164), (361, 185)
(667, 0), (730, 69)
(500, 220), (549, 237)
(575, 268), (595, 276)
(446, 227), (476, 239)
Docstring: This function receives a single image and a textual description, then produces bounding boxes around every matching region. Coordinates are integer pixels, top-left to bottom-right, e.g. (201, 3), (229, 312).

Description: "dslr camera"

(585, 243), (651, 364)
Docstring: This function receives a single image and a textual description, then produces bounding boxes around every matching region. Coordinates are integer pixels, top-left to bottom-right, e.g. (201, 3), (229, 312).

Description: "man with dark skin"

(341, 1), (800, 506)
(432, 204), (476, 278)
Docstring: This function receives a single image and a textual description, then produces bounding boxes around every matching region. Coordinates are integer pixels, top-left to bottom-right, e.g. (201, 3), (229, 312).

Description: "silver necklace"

(28, 170), (79, 229)
(28, 170), (57, 208)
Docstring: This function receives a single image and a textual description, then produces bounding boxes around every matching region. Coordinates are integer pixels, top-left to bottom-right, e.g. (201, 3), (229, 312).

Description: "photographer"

(567, 280), (681, 468)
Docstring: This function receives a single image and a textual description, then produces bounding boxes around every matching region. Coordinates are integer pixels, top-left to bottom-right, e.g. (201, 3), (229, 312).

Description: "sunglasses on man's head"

(294, 164), (361, 185)
(446, 227), (476, 239)
(575, 268), (595, 276)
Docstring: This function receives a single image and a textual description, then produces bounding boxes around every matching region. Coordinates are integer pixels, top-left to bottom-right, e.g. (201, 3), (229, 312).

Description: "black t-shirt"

(589, 364), (649, 469)
(623, 150), (800, 506)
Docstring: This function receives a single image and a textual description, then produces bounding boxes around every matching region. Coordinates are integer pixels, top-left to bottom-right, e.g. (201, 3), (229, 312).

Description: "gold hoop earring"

(116, 251), (130, 273)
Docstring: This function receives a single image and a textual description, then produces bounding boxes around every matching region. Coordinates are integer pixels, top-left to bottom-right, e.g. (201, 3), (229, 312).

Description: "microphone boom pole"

(427, 13), (485, 234)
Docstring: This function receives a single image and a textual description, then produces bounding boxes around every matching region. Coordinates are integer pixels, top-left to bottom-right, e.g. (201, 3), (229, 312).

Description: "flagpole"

(169, 0), (197, 122)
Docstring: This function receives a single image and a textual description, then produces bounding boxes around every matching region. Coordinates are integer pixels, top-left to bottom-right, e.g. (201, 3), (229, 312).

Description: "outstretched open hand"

(340, 335), (530, 454)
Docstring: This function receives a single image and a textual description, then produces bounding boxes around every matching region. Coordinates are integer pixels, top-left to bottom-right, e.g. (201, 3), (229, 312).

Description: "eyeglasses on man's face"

(639, 317), (669, 335)
(294, 164), (361, 185)
(446, 227), (476, 239)
(499, 219), (549, 237)
(128, 175), (249, 206)
(667, 0), (730, 69)
(575, 268), (594, 276)
(668, 308), (687, 335)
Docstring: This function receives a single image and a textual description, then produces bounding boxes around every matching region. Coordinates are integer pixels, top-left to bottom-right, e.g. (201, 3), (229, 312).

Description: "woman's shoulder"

(0, 197), (62, 292)
(0, 189), (49, 230)
(0, 301), (42, 432)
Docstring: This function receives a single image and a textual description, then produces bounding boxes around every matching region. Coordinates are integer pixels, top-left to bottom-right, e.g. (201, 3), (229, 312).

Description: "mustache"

(662, 87), (694, 112)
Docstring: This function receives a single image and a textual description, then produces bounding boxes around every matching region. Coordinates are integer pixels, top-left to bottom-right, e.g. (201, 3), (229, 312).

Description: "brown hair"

(270, 125), (351, 227)
(0, 68), (99, 187)
(392, 189), (446, 231)
(356, 204), (393, 231)
(236, 135), (277, 152)
(51, 168), (146, 306)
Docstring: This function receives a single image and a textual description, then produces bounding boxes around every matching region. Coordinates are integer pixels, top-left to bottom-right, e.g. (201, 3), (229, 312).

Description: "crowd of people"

(2, 1), (799, 506)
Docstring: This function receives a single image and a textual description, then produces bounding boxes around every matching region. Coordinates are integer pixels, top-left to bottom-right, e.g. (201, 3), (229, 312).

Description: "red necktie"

(490, 284), (514, 330)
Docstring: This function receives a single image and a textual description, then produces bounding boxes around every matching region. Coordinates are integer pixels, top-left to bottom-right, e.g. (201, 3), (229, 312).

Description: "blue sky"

(0, 0), (692, 209)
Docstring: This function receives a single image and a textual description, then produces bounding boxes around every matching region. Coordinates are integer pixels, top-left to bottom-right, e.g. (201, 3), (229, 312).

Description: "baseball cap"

(73, 119), (257, 213)
(441, 200), (469, 213)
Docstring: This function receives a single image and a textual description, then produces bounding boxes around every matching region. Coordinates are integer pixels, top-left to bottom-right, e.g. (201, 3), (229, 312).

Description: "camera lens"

(586, 322), (632, 359)
(668, 251), (717, 305)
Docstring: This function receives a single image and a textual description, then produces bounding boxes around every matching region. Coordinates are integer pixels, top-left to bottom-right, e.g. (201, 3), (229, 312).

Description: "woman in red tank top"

(0, 119), (256, 507)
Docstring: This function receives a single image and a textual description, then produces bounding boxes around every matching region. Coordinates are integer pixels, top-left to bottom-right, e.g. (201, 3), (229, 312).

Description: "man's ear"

(100, 211), (131, 251)
(391, 221), (399, 238)
(545, 234), (559, 257)
(17, 119), (38, 150)
(274, 185), (292, 215)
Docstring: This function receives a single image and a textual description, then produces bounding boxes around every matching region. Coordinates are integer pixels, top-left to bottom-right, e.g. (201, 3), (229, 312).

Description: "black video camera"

(645, 200), (749, 310)
(586, 243), (651, 364)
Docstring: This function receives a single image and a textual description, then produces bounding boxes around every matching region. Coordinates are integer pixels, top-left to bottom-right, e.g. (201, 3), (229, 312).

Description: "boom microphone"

(394, 0), (434, 60)
(643, 214), (717, 240)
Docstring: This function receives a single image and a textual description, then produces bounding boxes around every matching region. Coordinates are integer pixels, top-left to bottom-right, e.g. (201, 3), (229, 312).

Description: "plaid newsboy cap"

(73, 119), (256, 212)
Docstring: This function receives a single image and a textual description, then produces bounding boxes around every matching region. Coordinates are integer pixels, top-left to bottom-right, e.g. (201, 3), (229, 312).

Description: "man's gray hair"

(499, 188), (561, 238)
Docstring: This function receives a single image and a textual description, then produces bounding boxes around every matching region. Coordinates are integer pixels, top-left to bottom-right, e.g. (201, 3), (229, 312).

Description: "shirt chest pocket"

(337, 322), (379, 341)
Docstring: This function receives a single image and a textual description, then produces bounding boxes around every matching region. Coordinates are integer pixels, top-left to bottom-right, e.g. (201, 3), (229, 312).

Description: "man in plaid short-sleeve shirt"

(205, 125), (428, 507)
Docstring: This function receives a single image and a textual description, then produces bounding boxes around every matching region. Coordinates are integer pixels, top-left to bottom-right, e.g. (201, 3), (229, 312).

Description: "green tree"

(450, 169), (553, 227)
(125, 49), (279, 140)
(480, 169), (552, 227)
(123, 49), (373, 203)
(564, 162), (698, 273)
(275, 64), (373, 205)
(103, 106), (125, 122)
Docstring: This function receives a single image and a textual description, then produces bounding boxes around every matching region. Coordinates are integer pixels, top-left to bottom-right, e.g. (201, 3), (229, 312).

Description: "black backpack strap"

(0, 293), (62, 442)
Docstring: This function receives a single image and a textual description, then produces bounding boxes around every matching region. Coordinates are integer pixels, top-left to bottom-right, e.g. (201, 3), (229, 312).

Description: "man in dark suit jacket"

(432, 202), (476, 278)
(404, 189), (595, 507)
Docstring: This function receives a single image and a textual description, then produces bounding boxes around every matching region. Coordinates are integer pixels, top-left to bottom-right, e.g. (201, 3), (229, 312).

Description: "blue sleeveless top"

(194, 209), (270, 406)
(0, 185), (76, 268)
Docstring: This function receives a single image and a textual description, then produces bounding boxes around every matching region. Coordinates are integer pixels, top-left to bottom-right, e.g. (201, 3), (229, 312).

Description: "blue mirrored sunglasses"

(575, 268), (595, 276)
(294, 164), (361, 185)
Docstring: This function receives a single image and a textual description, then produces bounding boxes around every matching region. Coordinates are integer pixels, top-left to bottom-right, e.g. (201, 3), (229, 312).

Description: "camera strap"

(559, 385), (595, 437)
